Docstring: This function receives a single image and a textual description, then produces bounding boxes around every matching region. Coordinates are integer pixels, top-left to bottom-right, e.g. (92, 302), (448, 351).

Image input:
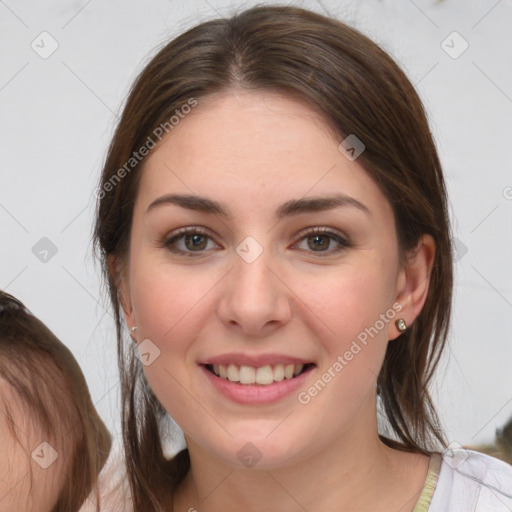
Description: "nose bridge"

(234, 236), (275, 293)
(218, 234), (291, 334)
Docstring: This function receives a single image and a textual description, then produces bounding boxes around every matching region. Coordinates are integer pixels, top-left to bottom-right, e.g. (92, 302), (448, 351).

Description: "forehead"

(136, 89), (391, 220)
(146, 89), (338, 168)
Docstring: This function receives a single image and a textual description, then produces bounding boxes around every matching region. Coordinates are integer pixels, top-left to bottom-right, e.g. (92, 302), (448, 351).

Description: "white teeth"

(210, 363), (308, 385)
(227, 364), (239, 382)
(239, 366), (256, 384)
(273, 364), (285, 381)
(255, 365), (274, 385)
(293, 364), (304, 376)
(284, 364), (295, 379)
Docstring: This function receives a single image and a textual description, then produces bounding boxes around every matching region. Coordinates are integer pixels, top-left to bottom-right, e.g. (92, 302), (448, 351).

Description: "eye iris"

(185, 233), (207, 251)
(308, 234), (329, 251)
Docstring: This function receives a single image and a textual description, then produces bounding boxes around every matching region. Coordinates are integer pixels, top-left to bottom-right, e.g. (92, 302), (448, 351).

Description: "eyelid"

(293, 225), (348, 242)
(167, 225), (212, 239)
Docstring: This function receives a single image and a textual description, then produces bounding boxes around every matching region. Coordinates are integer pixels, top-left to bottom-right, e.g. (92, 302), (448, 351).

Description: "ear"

(388, 234), (436, 341)
(107, 254), (136, 330)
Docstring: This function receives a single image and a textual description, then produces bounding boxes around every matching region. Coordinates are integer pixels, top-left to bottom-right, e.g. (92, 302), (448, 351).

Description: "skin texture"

(0, 378), (65, 512)
(115, 89), (436, 512)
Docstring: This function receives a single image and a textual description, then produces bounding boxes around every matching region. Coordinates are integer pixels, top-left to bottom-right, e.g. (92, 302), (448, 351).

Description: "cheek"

(131, 260), (210, 344)
(129, 262), (213, 417)
(297, 272), (393, 424)
(314, 260), (396, 345)
(304, 255), (396, 405)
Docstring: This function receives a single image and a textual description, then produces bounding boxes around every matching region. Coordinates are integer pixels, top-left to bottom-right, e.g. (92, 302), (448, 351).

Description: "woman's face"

(118, 90), (427, 469)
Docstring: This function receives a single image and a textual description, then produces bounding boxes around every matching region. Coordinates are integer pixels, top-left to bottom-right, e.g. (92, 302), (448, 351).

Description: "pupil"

(309, 235), (328, 251)
(186, 234), (206, 250)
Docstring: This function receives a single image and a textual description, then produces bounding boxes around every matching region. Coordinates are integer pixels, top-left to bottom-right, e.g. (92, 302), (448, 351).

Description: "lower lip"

(200, 365), (315, 404)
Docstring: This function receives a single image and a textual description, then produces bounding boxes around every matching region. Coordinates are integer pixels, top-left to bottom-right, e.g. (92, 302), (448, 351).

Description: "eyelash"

(159, 226), (351, 258)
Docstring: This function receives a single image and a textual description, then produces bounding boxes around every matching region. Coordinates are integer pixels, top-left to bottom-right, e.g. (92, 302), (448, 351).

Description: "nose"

(217, 242), (293, 337)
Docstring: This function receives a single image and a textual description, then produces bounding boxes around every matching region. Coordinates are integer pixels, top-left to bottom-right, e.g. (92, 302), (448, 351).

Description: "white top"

(429, 448), (512, 511)
(79, 444), (512, 511)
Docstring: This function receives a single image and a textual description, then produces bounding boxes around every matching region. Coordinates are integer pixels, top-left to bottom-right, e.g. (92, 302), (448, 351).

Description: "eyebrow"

(146, 193), (371, 218)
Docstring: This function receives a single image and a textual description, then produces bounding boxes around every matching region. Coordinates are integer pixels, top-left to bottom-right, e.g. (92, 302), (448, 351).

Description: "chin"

(204, 429), (309, 470)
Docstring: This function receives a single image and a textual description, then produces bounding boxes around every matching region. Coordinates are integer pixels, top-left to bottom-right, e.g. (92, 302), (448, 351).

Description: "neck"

(172, 397), (430, 512)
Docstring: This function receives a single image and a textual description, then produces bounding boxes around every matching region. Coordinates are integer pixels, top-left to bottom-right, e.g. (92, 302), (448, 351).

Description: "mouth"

(202, 362), (316, 386)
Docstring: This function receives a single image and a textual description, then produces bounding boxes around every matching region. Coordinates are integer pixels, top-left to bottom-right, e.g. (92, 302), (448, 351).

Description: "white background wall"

(1, 0), (511, 449)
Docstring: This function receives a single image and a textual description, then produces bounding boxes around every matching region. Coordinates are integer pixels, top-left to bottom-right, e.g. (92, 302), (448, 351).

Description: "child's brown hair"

(0, 291), (111, 511)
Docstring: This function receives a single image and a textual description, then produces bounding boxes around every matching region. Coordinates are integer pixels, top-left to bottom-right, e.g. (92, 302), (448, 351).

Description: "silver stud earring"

(395, 318), (407, 333)
(131, 326), (138, 332)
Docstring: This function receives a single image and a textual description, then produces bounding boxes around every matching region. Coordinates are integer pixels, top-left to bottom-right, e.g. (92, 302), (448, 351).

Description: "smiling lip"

(199, 362), (315, 404)
(198, 353), (313, 367)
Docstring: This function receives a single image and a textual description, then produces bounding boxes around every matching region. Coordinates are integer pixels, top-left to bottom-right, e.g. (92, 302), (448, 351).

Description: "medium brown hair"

(93, 5), (453, 510)
(0, 291), (112, 511)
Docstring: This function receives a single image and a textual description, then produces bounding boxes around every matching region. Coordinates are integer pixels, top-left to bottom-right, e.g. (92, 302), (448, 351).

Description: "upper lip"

(198, 353), (314, 367)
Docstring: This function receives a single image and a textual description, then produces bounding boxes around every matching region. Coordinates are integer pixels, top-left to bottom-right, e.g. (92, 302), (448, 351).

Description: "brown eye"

(162, 228), (219, 256)
(294, 228), (350, 256)
(183, 233), (208, 251)
(307, 234), (331, 251)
